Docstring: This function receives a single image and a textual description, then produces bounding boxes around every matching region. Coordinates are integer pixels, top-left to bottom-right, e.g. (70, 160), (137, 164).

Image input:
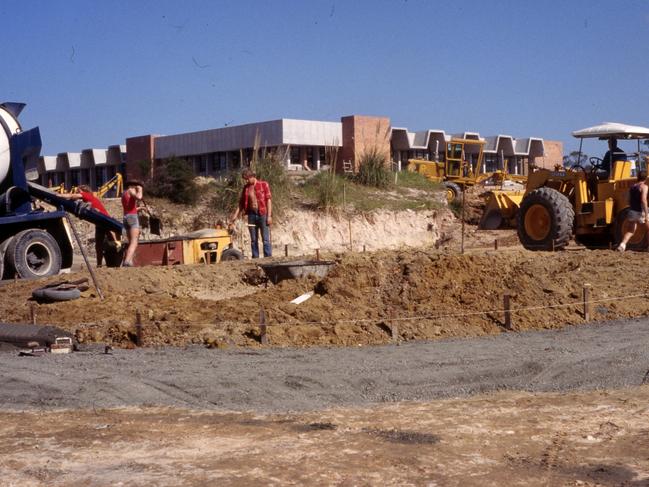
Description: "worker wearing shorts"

(617, 170), (649, 251)
(122, 181), (143, 266)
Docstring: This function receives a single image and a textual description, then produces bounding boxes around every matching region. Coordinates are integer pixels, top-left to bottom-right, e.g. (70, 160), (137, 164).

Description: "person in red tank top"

(60, 185), (117, 266)
(121, 181), (144, 266)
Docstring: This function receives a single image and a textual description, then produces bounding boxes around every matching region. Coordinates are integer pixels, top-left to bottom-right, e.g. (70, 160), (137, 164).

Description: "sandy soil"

(1, 244), (648, 350)
(1, 387), (648, 486)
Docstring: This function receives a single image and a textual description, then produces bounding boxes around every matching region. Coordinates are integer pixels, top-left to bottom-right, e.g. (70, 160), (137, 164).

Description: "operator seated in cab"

(600, 137), (627, 179)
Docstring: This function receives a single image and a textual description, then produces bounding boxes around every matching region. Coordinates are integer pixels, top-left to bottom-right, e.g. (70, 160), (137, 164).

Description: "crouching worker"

(60, 185), (118, 266)
(122, 180), (144, 266)
(617, 170), (649, 252)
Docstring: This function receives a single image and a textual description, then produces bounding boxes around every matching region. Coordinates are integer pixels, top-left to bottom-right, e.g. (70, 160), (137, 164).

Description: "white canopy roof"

(572, 122), (649, 139)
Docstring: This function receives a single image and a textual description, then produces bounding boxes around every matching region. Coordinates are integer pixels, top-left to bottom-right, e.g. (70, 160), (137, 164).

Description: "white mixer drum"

(0, 106), (22, 185)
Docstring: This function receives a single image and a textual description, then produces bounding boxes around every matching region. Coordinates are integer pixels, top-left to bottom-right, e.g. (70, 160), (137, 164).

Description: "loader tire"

(444, 182), (462, 203)
(6, 229), (62, 279)
(221, 248), (244, 261)
(517, 187), (574, 251)
(614, 207), (648, 251)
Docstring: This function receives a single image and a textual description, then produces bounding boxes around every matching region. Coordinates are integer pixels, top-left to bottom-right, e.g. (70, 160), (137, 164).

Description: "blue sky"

(3, 0), (649, 157)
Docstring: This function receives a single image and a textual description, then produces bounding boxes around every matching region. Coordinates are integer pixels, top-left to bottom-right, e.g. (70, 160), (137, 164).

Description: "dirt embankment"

(1, 247), (648, 349)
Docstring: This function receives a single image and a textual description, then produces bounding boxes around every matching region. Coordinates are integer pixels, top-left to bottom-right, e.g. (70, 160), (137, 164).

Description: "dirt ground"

(1, 386), (648, 486)
(1, 241), (648, 350)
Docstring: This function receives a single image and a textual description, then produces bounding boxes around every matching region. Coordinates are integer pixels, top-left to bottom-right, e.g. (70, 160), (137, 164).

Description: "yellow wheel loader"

(514, 123), (649, 251)
(408, 138), (526, 203)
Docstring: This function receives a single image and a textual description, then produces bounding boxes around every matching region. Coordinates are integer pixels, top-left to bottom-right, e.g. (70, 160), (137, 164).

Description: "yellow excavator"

(47, 173), (123, 198)
(408, 138), (526, 203)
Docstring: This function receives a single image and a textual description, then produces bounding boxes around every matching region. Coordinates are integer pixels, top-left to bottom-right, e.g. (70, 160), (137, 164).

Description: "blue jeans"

(247, 213), (272, 258)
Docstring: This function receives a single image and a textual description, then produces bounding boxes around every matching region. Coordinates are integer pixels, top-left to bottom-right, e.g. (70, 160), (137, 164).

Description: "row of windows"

(181, 146), (331, 174)
(41, 164), (124, 189)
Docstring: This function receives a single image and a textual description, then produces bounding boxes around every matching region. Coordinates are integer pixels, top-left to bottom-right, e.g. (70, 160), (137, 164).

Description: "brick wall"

(535, 140), (563, 169)
(125, 135), (157, 181)
(340, 115), (391, 172)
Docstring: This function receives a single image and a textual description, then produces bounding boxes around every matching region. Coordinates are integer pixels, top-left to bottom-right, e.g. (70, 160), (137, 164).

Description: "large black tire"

(444, 182), (462, 203)
(221, 248), (244, 261)
(32, 287), (81, 303)
(6, 229), (62, 279)
(614, 207), (647, 251)
(517, 187), (574, 251)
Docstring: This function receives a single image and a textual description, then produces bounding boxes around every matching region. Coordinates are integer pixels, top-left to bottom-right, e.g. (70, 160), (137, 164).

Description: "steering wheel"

(589, 157), (604, 172)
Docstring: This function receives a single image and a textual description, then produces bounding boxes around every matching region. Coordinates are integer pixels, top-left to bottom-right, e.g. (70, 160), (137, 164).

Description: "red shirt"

(121, 190), (138, 215)
(80, 191), (110, 216)
(239, 180), (272, 216)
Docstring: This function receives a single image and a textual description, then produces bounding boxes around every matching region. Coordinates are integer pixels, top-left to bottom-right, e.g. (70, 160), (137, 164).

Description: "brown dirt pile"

(1, 247), (648, 349)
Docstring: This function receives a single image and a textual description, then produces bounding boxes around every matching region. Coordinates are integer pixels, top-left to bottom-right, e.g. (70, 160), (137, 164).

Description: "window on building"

(290, 146), (300, 165)
(231, 151), (240, 169)
(484, 154), (499, 173)
(198, 154), (207, 173)
(70, 169), (80, 187)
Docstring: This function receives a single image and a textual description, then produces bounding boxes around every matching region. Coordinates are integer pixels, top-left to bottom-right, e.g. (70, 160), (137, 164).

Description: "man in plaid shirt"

(230, 169), (273, 258)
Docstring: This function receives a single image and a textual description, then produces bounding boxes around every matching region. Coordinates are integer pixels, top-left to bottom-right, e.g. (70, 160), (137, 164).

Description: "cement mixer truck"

(0, 102), (122, 279)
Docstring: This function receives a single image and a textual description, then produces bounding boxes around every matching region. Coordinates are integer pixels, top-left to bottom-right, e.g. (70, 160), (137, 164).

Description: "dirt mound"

(1, 247), (648, 349)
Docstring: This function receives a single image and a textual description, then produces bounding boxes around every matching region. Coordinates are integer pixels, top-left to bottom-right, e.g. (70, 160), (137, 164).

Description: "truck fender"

(0, 236), (15, 280)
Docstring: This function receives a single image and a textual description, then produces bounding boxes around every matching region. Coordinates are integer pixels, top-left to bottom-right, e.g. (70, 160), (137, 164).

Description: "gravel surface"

(2, 317), (648, 413)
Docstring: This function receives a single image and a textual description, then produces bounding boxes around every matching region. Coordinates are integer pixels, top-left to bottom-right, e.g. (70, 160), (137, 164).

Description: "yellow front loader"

(514, 122), (649, 251)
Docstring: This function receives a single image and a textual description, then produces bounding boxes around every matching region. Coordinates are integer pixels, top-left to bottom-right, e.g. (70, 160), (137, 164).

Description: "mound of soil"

(1, 247), (648, 349)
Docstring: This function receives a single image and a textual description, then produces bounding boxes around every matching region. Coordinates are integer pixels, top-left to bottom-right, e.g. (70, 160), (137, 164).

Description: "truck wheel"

(444, 182), (462, 203)
(6, 229), (62, 279)
(517, 187), (574, 251)
(614, 207), (647, 251)
(221, 248), (243, 261)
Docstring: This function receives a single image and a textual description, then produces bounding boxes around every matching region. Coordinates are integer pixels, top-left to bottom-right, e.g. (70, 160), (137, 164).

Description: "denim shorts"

(627, 210), (646, 224)
(123, 213), (140, 230)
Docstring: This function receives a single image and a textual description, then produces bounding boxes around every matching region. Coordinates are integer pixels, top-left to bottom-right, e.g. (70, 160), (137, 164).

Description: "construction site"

(3, 98), (649, 486)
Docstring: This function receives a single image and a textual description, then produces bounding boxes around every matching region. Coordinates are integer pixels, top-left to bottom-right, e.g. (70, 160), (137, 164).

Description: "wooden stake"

(461, 190), (466, 254)
(284, 244), (289, 257)
(135, 309), (143, 347)
(64, 213), (105, 300)
(363, 244), (366, 253)
(315, 249), (320, 261)
(30, 304), (36, 325)
(494, 239), (499, 251)
(503, 293), (512, 330)
(348, 220), (353, 251)
(390, 310), (398, 343)
(259, 307), (268, 345)
(583, 284), (591, 321)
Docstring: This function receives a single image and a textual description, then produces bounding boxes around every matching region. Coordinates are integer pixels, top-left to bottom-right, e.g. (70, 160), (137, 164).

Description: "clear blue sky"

(3, 0), (649, 157)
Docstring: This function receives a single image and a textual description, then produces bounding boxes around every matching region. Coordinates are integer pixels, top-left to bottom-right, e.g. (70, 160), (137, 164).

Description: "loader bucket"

(479, 190), (525, 230)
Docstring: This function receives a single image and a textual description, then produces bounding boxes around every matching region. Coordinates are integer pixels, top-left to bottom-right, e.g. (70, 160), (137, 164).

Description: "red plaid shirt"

(239, 180), (272, 216)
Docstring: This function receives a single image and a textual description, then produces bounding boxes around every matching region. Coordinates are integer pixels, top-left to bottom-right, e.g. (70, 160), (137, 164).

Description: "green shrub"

(146, 157), (200, 205)
(303, 170), (344, 210)
(210, 147), (292, 218)
(356, 147), (391, 188)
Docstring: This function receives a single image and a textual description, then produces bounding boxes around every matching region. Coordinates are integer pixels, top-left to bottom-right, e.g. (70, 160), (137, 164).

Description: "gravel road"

(2, 317), (649, 413)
